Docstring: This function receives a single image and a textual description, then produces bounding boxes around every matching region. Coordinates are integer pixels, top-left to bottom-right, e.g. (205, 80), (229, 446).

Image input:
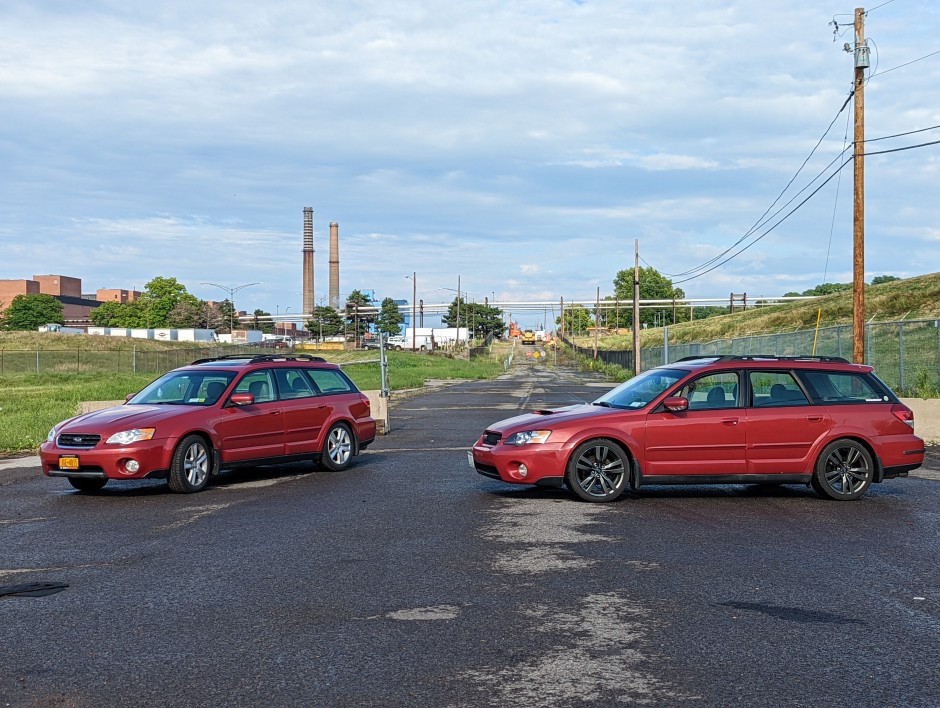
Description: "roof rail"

(189, 354), (328, 365)
(674, 354), (850, 364)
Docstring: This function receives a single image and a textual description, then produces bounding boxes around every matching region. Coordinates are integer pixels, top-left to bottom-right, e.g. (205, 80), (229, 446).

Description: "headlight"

(46, 426), (58, 443)
(505, 430), (552, 445)
(106, 428), (156, 445)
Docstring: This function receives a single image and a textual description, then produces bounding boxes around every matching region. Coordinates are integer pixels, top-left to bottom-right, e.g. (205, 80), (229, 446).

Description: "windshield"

(593, 368), (687, 410)
(131, 370), (237, 406)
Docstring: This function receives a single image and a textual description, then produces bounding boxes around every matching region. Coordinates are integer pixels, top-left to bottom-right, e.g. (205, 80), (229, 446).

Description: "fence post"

(36, 349), (40, 374)
(133, 345), (137, 374)
(663, 326), (669, 364)
(899, 322), (905, 392)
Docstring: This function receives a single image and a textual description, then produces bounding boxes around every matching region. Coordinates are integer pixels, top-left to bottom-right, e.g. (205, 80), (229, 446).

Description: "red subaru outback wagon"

(40, 354), (376, 493)
(471, 356), (924, 502)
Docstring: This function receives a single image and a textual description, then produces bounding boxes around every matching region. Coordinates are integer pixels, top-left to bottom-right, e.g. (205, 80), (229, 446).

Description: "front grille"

(57, 433), (102, 448)
(483, 431), (501, 446)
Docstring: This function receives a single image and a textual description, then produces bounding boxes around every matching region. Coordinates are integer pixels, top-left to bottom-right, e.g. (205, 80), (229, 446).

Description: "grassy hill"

(577, 271), (940, 351)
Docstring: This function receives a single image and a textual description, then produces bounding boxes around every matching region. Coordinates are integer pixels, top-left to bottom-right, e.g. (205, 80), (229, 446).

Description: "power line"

(866, 0), (897, 13)
(865, 123), (940, 142)
(872, 48), (940, 77)
(863, 137), (940, 155)
(657, 93), (854, 280)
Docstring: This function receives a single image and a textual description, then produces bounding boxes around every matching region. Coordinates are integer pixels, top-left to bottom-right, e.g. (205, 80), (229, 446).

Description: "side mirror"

(663, 396), (689, 412)
(230, 393), (255, 406)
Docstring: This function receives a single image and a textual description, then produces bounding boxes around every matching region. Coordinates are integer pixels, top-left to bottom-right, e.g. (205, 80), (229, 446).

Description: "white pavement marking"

(384, 605), (463, 621)
(154, 502), (234, 531)
(0, 517), (47, 526)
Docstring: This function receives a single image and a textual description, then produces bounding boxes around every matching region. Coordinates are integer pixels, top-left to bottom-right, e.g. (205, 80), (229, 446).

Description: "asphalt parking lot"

(1, 358), (939, 706)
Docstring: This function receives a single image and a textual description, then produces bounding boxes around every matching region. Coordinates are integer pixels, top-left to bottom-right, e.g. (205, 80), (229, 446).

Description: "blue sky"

(2, 0), (939, 328)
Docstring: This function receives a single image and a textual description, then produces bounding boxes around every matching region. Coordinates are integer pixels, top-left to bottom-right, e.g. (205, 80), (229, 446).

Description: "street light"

(202, 282), (260, 333)
(405, 273), (416, 350)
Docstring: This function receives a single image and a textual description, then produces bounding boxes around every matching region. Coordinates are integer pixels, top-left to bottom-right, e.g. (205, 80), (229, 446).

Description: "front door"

(644, 371), (746, 475)
(216, 369), (285, 462)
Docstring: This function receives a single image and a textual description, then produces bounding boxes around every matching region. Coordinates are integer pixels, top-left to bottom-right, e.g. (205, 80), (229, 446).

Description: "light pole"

(202, 282), (260, 333)
(405, 273), (416, 350)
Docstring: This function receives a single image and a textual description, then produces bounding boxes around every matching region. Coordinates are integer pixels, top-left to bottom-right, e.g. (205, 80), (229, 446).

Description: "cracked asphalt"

(1, 357), (939, 707)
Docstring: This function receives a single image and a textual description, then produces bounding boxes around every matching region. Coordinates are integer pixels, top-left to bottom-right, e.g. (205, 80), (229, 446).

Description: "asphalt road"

(1, 356), (939, 707)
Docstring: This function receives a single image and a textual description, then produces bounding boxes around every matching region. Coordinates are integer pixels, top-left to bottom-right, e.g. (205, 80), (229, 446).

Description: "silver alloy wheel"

(184, 441), (210, 488)
(822, 443), (871, 496)
(574, 444), (626, 498)
(327, 426), (352, 466)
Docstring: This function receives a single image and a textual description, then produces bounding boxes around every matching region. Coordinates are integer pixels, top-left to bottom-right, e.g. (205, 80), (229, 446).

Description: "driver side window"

(678, 372), (739, 410)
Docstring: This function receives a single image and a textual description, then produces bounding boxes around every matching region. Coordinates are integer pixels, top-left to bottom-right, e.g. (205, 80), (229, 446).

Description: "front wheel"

(168, 435), (212, 493)
(68, 477), (108, 493)
(565, 439), (629, 502)
(812, 439), (873, 501)
(321, 423), (354, 471)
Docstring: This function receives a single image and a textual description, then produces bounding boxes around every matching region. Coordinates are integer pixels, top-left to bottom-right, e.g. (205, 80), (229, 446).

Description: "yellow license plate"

(58, 456), (80, 470)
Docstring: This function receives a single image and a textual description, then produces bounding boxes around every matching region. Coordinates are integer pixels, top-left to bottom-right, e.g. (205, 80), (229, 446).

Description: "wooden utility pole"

(633, 240), (641, 374)
(593, 286), (600, 359)
(852, 7), (866, 363)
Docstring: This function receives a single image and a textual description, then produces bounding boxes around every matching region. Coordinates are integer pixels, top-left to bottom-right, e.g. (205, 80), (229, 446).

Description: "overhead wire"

(657, 92), (854, 280)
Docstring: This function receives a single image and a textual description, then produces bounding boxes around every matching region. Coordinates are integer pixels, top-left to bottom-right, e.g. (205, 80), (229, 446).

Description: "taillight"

(891, 405), (914, 428)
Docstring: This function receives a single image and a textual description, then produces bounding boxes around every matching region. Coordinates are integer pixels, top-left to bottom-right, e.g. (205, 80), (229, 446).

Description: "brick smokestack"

(329, 222), (340, 310)
(303, 207), (314, 317)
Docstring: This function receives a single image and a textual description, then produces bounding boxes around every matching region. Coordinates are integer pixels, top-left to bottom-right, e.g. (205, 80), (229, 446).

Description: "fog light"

(518, 463), (528, 478)
(125, 459), (140, 473)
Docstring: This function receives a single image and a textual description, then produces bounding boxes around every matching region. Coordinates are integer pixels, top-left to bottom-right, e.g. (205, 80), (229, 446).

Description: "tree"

(344, 290), (374, 339)
(557, 304), (593, 336)
(168, 295), (208, 329)
(307, 305), (344, 340)
(872, 275), (901, 286)
(250, 309), (275, 334)
(441, 298), (506, 339)
(216, 299), (235, 333)
(612, 266), (686, 328)
(374, 297), (404, 336)
(1, 294), (64, 330)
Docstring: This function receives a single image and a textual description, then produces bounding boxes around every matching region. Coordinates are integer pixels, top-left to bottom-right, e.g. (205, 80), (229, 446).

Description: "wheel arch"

(562, 430), (640, 487)
(815, 434), (884, 483)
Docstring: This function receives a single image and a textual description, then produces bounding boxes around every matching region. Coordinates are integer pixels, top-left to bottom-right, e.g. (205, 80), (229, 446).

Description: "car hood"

(485, 404), (617, 433)
(56, 404), (203, 434)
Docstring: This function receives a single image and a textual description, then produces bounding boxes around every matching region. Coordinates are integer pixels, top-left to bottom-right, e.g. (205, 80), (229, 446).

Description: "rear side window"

(750, 372), (809, 407)
(274, 368), (316, 400)
(306, 368), (355, 394)
(800, 371), (889, 404)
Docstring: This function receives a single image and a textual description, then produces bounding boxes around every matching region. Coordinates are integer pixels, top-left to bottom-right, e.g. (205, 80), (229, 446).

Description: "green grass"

(0, 349), (506, 454)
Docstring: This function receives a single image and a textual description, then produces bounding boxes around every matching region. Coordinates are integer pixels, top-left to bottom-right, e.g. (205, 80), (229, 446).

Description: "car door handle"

(720, 418), (739, 425)
(806, 415), (824, 423)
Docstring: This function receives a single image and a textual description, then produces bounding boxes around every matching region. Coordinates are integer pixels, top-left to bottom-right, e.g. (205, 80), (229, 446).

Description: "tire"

(565, 439), (630, 502)
(68, 477), (108, 493)
(167, 434), (212, 493)
(812, 439), (873, 501)
(395, 345), (403, 351)
(321, 423), (355, 471)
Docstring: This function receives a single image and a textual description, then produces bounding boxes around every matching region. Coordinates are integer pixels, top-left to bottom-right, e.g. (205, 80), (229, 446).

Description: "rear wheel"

(321, 423), (354, 471)
(168, 435), (212, 493)
(565, 439), (629, 502)
(812, 439), (873, 500)
(68, 477), (108, 493)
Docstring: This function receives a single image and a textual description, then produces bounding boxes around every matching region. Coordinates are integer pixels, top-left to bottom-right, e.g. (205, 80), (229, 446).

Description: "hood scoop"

(533, 409), (557, 415)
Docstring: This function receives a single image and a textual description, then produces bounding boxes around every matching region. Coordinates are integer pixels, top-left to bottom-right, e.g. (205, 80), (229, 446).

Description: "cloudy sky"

(2, 0), (938, 327)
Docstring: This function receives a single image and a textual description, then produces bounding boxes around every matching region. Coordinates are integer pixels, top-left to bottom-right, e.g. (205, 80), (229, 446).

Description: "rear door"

(274, 367), (331, 455)
(745, 370), (832, 473)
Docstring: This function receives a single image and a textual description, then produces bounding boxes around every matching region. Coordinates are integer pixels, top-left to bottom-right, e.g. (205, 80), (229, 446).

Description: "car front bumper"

(39, 439), (175, 480)
(470, 440), (567, 486)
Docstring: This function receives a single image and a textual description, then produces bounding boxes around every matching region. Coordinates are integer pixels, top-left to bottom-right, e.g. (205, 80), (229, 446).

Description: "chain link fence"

(0, 345), (266, 377)
(641, 319), (940, 395)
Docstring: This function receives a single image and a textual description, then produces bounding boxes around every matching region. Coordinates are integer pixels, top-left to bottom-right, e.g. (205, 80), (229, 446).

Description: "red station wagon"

(471, 356), (925, 502)
(40, 354), (376, 493)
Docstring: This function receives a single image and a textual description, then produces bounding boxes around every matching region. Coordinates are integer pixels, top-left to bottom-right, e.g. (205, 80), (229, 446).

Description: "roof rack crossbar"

(674, 354), (850, 364)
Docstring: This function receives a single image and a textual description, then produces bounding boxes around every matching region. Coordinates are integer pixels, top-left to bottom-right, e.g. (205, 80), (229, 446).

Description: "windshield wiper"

(592, 401), (613, 407)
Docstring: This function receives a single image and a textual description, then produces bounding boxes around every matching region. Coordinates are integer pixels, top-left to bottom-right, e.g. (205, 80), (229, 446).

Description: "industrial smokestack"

(329, 222), (340, 310)
(303, 207), (315, 318)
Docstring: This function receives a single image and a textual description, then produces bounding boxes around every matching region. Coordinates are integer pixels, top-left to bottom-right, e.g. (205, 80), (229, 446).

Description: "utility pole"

(633, 240), (641, 374)
(852, 7), (868, 363)
(593, 286), (600, 360)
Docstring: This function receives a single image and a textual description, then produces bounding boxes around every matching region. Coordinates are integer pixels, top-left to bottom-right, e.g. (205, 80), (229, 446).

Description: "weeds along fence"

(0, 345), (264, 376)
(641, 319), (940, 395)
(562, 337), (633, 370)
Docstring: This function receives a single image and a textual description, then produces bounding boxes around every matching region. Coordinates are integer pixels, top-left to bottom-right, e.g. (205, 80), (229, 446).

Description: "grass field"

(0, 342), (507, 454)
